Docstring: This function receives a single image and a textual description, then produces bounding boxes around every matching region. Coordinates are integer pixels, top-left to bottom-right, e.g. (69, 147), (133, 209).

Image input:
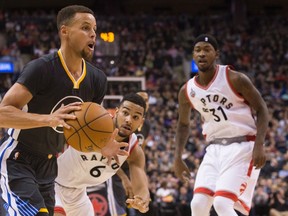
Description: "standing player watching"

(173, 34), (269, 216)
(0, 5), (126, 216)
(54, 93), (150, 216)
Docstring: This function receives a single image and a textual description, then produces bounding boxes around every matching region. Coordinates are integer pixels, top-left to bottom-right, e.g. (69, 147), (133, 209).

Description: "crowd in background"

(0, 8), (287, 216)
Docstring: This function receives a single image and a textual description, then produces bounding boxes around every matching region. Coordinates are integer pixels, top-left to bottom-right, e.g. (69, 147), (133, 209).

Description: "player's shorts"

(0, 136), (56, 216)
(87, 179), (127, 216)
(193, 140), (260, 215)
(107, 178), (127, 216)
(55, 182), (94, 216)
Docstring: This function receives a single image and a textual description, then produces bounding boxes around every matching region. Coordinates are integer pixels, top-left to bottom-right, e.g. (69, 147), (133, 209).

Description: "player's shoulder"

(85, 61), (105, 74)
(130, 133), (138, 144)
(85, 61), (107, 83)
(227, 67), (253, 90)
(26, 52), (57, 66)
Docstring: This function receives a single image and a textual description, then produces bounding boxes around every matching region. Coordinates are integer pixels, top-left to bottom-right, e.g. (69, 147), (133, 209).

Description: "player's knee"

(213, 196), (234, 214)
(54, 206), (66, 216)
(190, 198), (201, 211)
(190, 194), (209, 213)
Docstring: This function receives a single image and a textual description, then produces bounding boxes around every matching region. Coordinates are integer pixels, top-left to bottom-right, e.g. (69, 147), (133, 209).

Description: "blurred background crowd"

(0, 0), (287, 215)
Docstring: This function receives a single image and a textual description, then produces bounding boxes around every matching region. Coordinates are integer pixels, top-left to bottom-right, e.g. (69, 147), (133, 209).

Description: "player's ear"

(115, 107), (119, 115)
(215, 50), (220, 59)
(60, 25), (68, 37)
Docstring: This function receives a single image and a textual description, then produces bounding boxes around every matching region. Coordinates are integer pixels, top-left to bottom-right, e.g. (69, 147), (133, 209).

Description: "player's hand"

(252, 142), (266, 169)
(101, 129), (129, 165)
(126, 195), (150, 213)
(173, 157), (191, 183)
(49, 102), (82, 129)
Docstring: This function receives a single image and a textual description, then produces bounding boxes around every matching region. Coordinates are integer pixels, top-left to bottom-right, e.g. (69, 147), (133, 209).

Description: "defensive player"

(173, 34), (269, 216)
(0, 5), (126, 216)
(54, 93), (150, 216)
(107, 90), (152, 216)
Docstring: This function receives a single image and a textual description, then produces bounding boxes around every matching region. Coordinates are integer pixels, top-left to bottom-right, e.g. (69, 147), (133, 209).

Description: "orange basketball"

(63, 102), (114, 152)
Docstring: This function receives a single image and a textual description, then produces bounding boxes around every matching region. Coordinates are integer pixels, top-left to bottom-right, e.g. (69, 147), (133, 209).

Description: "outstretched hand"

(101, 128), (129, 165)
(126, 195), (150, 213)
(173, 157), (192, 183)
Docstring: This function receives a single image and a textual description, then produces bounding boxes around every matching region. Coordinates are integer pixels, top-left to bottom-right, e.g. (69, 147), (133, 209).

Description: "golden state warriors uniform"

(54, 134), (138, 216)
(185, 65), (259, 215)
(0, 50), (107, 216)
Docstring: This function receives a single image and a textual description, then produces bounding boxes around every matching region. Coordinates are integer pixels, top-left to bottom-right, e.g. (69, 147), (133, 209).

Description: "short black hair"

(119, 93), (146, 116)
(57, 5), (95, 30)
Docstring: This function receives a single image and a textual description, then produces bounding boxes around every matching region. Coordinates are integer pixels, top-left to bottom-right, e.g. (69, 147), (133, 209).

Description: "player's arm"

(126, 145), (150, 213)
(229, 69), (269, 169)
(0, 83), (81, 129)
(116, 168), (133, 198)
(173, 84), (192, 182)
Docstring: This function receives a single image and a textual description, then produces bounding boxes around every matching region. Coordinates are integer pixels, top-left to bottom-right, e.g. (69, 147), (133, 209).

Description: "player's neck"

(197, 66), (217, 86)
(58, 49), (83, 80)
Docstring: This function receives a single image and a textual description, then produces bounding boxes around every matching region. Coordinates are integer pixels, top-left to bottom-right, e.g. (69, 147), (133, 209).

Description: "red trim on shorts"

(194, 187), (214, 197)
(214, 190), (238, 202)
(246, 160), (254, 177)
(238, 199), (250, 213)
(246, 135), (256, 141)
(54, 206), (66, 215)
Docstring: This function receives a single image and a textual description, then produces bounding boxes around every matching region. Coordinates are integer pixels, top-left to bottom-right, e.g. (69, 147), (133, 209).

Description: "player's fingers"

(181, 170), (191, 182)
(110, 128), (119, 139)
(118, 141), (128, 148)
(127, 197), (149, 213)
(114, 155), (120, 164)
(63, 105), (81, 114)
(106, 157), (112, 166)
(61, 121), (71, 129)
(67, 102), (83, 106)
(118, 149), (129, 156)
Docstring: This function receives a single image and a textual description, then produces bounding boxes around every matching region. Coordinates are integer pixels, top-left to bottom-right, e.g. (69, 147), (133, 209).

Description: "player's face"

(115, 101), (145, 138)
(65, 13), (96, 61)
(193, 42), (218, 72)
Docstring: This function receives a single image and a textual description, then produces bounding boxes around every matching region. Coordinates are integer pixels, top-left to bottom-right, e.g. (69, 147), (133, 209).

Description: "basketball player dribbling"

(0, 5), (127, 216)
(54, 93), (150, 216)
(173, 34), (269, 216)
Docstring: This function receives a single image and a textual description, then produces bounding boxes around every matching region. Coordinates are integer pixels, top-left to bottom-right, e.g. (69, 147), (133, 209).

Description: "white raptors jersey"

(185, 65), (256, 142)
(56, 134), (138, 188)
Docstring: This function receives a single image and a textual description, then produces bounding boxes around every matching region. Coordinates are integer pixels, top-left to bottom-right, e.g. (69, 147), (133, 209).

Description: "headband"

(193, 34), (219, 51)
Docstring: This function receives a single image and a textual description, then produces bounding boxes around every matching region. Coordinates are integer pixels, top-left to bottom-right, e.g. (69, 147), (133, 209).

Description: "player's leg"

(55, 182), (94, 216)
(54, 186), (66, 216)
(234, 167), (261, 215)
(38, 157), (58, 216)
(190, 146), (217, 216)
(191, 193), (213, 216)
(213, 196), (238, 216)
(214, 141), (256, 216)
(107, 177), (127, 216)
(0, 139), (50, 215)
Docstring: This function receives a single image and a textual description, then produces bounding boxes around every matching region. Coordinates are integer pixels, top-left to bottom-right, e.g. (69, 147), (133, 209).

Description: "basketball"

(63, 102), (114, 152)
